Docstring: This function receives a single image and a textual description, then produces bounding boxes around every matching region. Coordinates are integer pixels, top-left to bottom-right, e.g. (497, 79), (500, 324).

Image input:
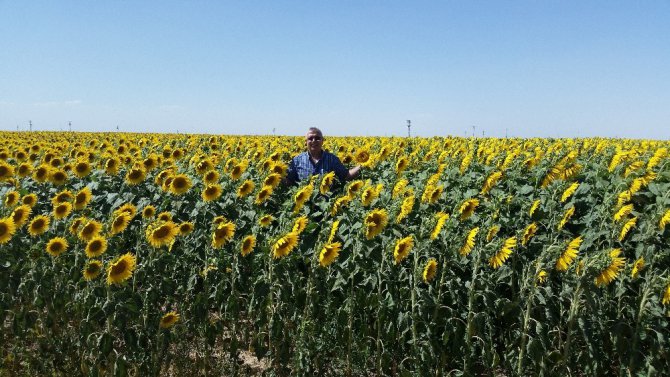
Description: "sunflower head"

(53, 202), (73, 220)
(73, 187), (92, 210)
(179, 221), (194, 236)
(272, 232), (299, 259)
(21, 193), (38, 207)
(393, 236), (414, 264)
(4, 190), (20, 207)
(0, 217), (17, 244)
(237, 180), (255, 198)
(125, 167), (146, 185)
(423, 259), (438, 283)
(255, 186), (274, 205)
(110, 212), (132, 235)
(51, 190), (74, 206)
(203, 170), (220, 185)
(85, 236), (108, 258)
(147, 221), (179, 248)
(202, 184), (222, 202)
(170, 174), (192, 195)
(364, 209), (389, 240)
(241, 235), (256, 256)
(73, 160), (92, 178)
(292, 216), (309, 235)
(49, 169), (68, 185)
(319, 242), (342, 267)
(212, 221), (236, 249)
(115, 203), (137, 218)
(28, 215), (50, 237)
(83, 260), (103, 281)
(33, 164), (51, 182)
(79, 219), (102, 241)
(259, 214), (274, 227)
(106, 253), (137, 286)
(46, 237), (69, 257)
(159, 312), (180, 329)
(142, 205), (156, 219)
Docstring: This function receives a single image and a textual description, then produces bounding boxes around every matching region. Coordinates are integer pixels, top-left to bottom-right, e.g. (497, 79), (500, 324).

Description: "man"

(285, 127), (361, 185)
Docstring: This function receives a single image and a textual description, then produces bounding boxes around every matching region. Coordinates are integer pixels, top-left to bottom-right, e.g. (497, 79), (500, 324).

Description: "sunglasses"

(307, 136), (322, 141)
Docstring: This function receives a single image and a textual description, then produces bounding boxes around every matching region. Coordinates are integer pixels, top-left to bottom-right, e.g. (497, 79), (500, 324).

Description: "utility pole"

(29, 120), (32, 132)
(68, 121), (72, 132)
(505, 128), (508, 138)
(471, 125), (475, 137)
(272, 127), (276, 136)
(406, 120), (411, 137)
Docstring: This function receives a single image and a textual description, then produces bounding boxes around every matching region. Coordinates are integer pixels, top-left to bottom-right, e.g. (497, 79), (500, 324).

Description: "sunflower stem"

(376, 240), (387, 374)
(345, 237), (360, 377)
(464, 246), (483, 376)
(562, 281), (582, 369)
(517, 264), (538, 376)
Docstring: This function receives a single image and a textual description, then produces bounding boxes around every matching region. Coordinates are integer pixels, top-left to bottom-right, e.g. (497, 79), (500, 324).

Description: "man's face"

(305, 131), (323, 154)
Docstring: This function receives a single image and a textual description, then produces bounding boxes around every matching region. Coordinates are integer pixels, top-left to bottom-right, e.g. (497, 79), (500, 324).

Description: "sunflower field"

(1, 131), (670, 376)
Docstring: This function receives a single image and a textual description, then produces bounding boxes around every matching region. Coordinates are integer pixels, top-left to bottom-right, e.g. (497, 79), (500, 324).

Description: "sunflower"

(270, 161), (287, 177)
(395, 194), (415, 224)
(364, 209), (388, 240)
(662, 285), (670, 306)
(85, 236), (108, 258)
(255, 185), (274, 205)
(212, 221), (236, 248)
(319, 171), (336, 195)
(146, 221), (179, 248)
(82, 260), (103, 281)
(51, 190), (74, 206)
(230, 163), (246, 180)
(10, 205), (31, 228)
(105, 157), (120, 175)
(170, 174), (192, 195)
(49, 169), (68, 185)
(22, 193), (38, 207)
(430, 212), (450, 240)
(319, 242), (342, 267)
(480, 171), (503, 196)
(142, 205), (156, 219)
(197, 170), (218, 186)
(28, 215), (50, 237)
(458, 199), (479, 221)
(556, 236), (583, 271)
(79, 219), (103, 241)
(106, 253), (137, 286)
(261, 173), (280, 188)
(241, 235), (256, 256)
(73, 160), (92, 178)
(69, 216), (87, 235)
(560, 182), (579, 203)
(292, 216), (308, 235)
(423, 259), (438, 283)
(631, 257), (645, 278)
(345, 180), (364, 198)
(157, 212), (172, 222)
(459, 227), (479, 257)
(0, 161), (15, 181)
(489, 237), (516, 269)
(392, 179), (409, 199)
(395, 157), (408, 174)
(53, 202), (73, 220)
(125, 166), (146, 185)
(17, 162), (32, 178)
(45, 237), (69, 257)
(421, 184), (443, 204)
(73, 187), (92, 210)
(595, 249), (625, 287)
(619, 217), (637, 241)
(159, 311), (180, 329)
(351, 146), (369, 164)
(393, 236), (414, 264)
(236, 180), (255, 198)
(272, 232), (299, 259)
(361, 184), (382, 207)
(32, 164), (51, 182)
(115, 203), (137, 218)
(110, 212), (132, 235)
(293, 184), (313, 213)
(201, 184), (222, 202)
(0, 217), (16, 244)
(4, 190), (20, 207)
(259, 214), (274, 227)
(328, 220), (340, 243)
(536, 270), (548, 285)
(331, 195), (351, 216)
(521, 223), (538, 246)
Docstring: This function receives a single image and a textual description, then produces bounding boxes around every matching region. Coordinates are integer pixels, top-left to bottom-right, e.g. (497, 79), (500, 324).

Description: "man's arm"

(347, 165), (361, 180)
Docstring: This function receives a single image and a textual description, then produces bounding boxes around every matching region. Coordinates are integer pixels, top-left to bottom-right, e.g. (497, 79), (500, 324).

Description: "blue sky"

(1, 1), (668, 139)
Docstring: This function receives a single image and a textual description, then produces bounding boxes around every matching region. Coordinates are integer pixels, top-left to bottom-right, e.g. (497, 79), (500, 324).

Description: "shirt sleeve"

(286, 157), (299, 183)
(329, 154), (349, 182)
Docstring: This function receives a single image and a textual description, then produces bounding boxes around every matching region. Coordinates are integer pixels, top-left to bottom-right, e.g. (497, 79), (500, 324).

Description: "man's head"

(305, 127), (324, 155)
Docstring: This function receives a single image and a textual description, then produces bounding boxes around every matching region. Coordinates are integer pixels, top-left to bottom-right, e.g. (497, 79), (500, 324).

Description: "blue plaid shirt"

(286, 151), (349, 183)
